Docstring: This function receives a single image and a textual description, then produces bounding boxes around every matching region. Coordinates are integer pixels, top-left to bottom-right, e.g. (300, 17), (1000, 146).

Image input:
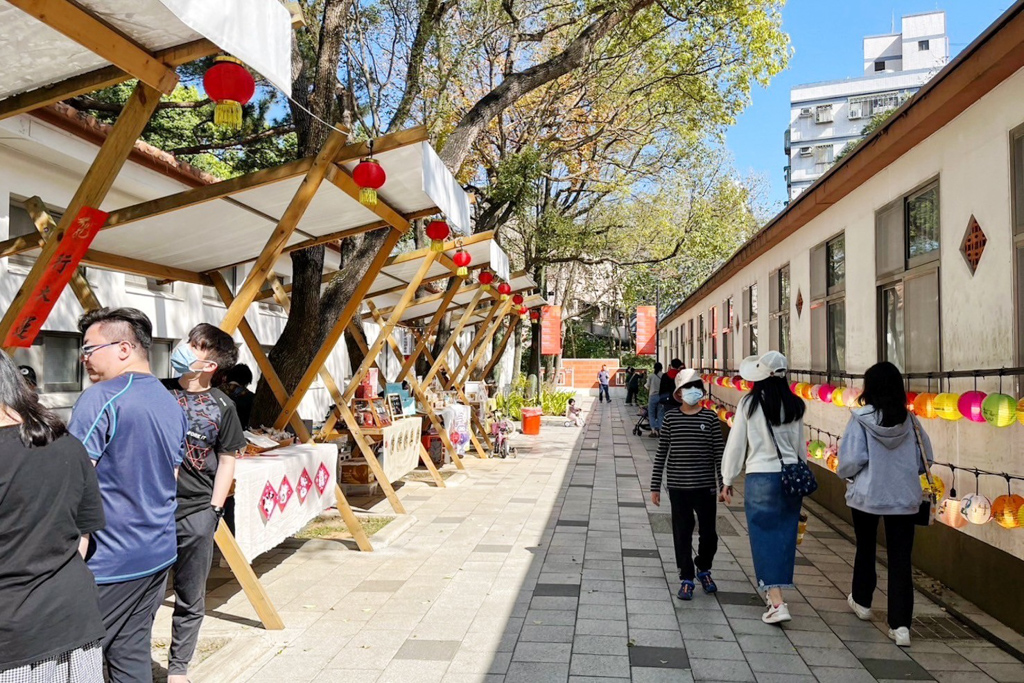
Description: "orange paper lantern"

(826, 452), (839, 473)
(992, 494), (1024, 529)
(913, 392), (938, 419)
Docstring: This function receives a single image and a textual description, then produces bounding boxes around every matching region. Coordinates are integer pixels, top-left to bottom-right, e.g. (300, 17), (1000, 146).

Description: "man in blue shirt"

(68, 308), (186, 683)
(598, 365), (611, 403)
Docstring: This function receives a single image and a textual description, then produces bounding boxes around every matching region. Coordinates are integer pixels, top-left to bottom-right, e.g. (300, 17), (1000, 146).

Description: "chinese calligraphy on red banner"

(636, 306), (657, 356)
(540, 305), (562, 356)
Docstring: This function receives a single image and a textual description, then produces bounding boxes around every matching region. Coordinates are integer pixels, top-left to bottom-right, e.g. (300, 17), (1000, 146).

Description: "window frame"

(768, 265), (790, 357)
(1013, 123), (1024, 379)
(918, 39), (930, 51)
(815, 104), (833, 124)
(874, 60), (886, 72)
(905, 181), (941, 270)
(810, 233), (846, 380)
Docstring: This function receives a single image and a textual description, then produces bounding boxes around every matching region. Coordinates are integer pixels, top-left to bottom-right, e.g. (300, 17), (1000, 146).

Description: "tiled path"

(201, 399), (1024, 682)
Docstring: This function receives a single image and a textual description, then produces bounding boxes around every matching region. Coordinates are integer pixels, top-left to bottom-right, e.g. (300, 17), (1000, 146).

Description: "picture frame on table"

(386, 393), (404, 420)
(373, 397), (392, 426)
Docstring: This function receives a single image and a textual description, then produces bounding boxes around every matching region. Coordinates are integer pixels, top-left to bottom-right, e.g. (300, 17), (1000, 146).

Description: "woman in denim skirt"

(721, 351), (806, 624)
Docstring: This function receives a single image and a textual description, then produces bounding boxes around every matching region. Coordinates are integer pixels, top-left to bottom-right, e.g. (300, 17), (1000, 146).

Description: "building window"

(874, 60), (886, 72)
(722, 297), (734, 370)
(742, 284), (758, 356)
(10, 333), (83, 393)
(150, 339), (174, 379)
(125, 273), (176, 295)
(686, 319), (694, 367)
(768, 265), (790, 357)
(918, 39), (930, 51)
(698, 315), (705, 368)
(811, 234), (846, 379)
(709, 306), (718, 369)
(813, 145), (834, 172)
(815, 104), (833, 124)
(1010, 125), (1024, 374)
(875, 180), (941, 376)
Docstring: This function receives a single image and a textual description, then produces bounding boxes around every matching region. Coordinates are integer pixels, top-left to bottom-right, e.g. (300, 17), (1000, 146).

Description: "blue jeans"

(598, 384), (610, 402)
(648, 393), (665, 431)
(744, 472), (802, 593)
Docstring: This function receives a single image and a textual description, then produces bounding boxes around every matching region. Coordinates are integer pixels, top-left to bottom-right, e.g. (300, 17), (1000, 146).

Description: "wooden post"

(0, 82), (163, 350)
(213, 521), (284, 630)
(422, 290), (486, 387)
(25, 197), (101, 312)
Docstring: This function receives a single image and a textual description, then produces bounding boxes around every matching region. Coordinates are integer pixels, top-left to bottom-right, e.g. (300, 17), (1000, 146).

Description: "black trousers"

(851, 508), (916, 629)
(97, 569), (169, 683)
(169, 507), (220, 676)
(625, 387), (638, 405)
(669, 488), (719, 581)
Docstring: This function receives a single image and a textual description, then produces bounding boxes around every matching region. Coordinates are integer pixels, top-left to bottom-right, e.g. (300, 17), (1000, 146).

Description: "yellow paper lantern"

(1018, 398), (1024, 426)
(914, 392), (938, 419)
(934, 393), (963, 421)
(832, 386), (846, 407)
(992, 494), (1024, 529)
(921, 474), (945, 502)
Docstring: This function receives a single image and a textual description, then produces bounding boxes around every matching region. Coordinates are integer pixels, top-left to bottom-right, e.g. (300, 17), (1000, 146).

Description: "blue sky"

(727, 0), (1013, 210)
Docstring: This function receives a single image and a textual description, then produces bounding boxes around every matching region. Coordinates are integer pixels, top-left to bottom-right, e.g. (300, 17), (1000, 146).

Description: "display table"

(233, 443), (337, 563)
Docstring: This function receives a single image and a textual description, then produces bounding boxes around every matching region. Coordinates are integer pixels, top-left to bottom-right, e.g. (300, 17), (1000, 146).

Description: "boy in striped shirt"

(650, 368), (725, 600)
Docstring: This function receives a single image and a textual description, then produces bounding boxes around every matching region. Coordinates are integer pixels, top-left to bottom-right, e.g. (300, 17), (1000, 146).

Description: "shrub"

(493, 377), (574, 419)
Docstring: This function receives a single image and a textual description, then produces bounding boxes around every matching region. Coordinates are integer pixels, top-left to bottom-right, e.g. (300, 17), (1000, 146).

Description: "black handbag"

(765, 412), (818, 497)
(911, 416), (936, 526)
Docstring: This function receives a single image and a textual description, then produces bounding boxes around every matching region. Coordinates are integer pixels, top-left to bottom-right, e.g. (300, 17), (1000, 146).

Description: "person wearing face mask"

(650, 369), (725, 600)
(161, 324), (247, 683)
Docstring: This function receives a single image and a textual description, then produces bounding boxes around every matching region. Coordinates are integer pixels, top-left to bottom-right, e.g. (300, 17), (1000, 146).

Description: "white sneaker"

(848, 594), (872, 621)
(889, 626), (911, 647)
(762, 602), (791, 624)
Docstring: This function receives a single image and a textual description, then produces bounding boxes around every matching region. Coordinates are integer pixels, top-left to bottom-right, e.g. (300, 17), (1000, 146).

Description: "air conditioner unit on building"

(799, 147), (812, 157)
(799, 108), (813, 118)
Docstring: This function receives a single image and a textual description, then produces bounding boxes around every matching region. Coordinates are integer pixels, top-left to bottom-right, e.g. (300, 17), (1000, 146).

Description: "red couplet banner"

(636, 305), (657, 356)
(3, 206), (109, 348)
(540, 305), (562, 356)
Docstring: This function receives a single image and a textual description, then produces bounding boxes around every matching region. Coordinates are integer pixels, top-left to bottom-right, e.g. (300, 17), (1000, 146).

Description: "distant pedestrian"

(721, 351), (805, 625)
(68, 308), (187, 683)
(651, 369), (724, 600)
(838, 361), (933, 648)
(659, 359), (684, 410)
(220, 362), (255, 428)
(0, 349), (105, 683)
(626, 367), (642, 406)
(597, 365), (611, 403)
(646, 362), (664, 437)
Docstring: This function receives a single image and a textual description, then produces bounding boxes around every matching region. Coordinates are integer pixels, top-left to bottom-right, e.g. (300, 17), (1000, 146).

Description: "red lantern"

(497, 282), (512, 300)
(452, 249), (471, 277)
(530, 309), (541, 322)
(203, 57), (255, 130)
(478, 271), (494, 290)
(518, 306), (528, 316)
(512, 294), (524, 306)
(352, 157), (386, 207)
(425, 220), (450, 252)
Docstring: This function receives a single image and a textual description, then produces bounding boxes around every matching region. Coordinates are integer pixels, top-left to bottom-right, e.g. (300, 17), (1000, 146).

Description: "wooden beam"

(0, 39), (216, 121)
(450, 302), (504, 385)
(83, 250), (210, 285)
(25, 197), (101, 311)
(271, 227), (404, 430)
(422, 290), (486, 387)
(7, 0), (179, 94)
(481, 317), (518, 380)
(325, 165), (410, 233)
(0, 82), (163, 349)
(220, 130), (350, 333)
(396, 277), (464, 381)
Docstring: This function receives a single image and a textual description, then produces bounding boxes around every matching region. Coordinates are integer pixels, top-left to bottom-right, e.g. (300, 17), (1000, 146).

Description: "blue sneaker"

(677, 580), (695, 600)
(697, 571), (718, 594)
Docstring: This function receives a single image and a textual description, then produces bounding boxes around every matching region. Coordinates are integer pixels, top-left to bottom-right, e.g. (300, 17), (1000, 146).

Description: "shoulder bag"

(764, 409), (818, 497)
(910, 416), (936, 526)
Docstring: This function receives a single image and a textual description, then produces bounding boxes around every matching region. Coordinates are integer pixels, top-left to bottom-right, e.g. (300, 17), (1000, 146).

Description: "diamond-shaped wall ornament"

(795, 289), (804, 318)
(960, 215), (987, 275)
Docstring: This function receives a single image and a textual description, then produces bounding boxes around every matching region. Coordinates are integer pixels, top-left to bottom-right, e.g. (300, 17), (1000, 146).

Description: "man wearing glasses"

(68, 308), (187, 683)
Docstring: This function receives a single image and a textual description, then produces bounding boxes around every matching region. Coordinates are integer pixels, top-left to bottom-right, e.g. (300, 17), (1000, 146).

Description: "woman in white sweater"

(721, 351), (806, 624)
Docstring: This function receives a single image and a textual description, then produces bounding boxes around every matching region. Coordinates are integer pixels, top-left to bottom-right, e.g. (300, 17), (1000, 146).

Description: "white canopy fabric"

(88, 139), (468, 274)
(0, 0), (293, 99)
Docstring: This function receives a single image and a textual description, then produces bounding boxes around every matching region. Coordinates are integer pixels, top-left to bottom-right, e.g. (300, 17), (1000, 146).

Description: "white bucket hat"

(673, 368), (702, 393)
(739, 351), (788, 382)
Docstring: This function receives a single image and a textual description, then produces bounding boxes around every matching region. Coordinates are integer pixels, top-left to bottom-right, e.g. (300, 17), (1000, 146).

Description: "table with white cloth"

(378, 417), (423, 482)
(233, 443), (337, 563)
(438, 403), (472, 457)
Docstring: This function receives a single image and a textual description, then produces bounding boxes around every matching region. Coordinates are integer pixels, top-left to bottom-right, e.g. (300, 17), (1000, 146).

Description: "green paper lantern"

(982, 393), (1017, 428)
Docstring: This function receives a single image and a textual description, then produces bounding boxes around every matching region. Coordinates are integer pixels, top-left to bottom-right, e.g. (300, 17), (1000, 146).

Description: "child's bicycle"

(490, 410), (517, 459)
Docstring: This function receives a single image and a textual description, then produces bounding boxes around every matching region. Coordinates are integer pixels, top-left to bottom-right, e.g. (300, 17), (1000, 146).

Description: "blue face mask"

(682, 387), (704, 406)
(170, 342), (200, 378)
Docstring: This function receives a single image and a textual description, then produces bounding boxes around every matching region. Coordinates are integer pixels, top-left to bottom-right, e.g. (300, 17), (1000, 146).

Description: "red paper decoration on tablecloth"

(315, 463), (330, 495)
(278, 476), (294, 512)
(297, 468), (312, 503)
(259, 481), (278, 521)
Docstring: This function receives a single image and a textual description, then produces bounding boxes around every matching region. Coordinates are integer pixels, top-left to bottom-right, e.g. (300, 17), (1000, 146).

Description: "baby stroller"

(632, 406), (651, 436)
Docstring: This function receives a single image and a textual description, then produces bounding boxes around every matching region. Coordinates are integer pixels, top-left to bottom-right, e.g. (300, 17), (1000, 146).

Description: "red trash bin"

(520, 407), (543, 435)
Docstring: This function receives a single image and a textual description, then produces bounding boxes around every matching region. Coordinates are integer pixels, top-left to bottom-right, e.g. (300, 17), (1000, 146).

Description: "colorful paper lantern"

(497, 282), (512, 300)
(722, 376), (734, 389)
(452, 249), (472, 277)
(517, 306), (528, 316)
(725, 411), (735, 427)
(818, 384), (836, 403)
(1018, 398), (1024, 426)
(793, 383), (808, 399)
(934, 393), (963, 421)
(807, 440), (826, 459)
(530, 309), (541, 322)
(938, 498), (968, 529)
(921, 473), (945, 502)
(913, 392), (938, 419)
(203, 57), (255, 129)
(807, 384), (821, 402)
(425, 220), (451, 251)
(826, 451), (839, 473)
(832, 386), (846, 407)
(478, 270), (494, 290)
(512, 293), (524, 306)
(732, 375), (744, 390)
(957, 391), (987, 423)
(992, 494), (1024, 529)
(960, 493), (992, 524)
(906, 391), (918, 414)
(842, 386), (861, 407)
(790, 381), (800, 394)
(982, 393), (1017, 427)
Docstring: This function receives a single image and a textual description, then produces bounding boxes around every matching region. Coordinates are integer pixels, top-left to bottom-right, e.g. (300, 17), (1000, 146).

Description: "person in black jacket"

(659, 359), (684, 409)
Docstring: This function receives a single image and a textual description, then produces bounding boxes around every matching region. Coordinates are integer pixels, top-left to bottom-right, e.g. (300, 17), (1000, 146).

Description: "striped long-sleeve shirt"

(651, 407), (724, 492)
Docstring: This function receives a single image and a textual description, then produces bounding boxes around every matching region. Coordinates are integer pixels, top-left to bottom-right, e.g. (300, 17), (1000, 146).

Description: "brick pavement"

(186, 398), (1024, 682)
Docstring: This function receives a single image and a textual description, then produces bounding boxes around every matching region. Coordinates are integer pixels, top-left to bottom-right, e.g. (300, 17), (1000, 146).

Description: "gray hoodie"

(837, 406), (934, 516)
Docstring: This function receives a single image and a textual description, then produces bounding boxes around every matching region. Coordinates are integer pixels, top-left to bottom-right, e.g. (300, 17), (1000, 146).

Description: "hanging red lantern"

(518, 306), (528, 316)
(203, 56), (255, 130)
(352, 157), (386, 207)
(512, 293), (524, 306)
(425, 220), (450, 252)
(497, 282), (512, 300)
(452, 249), (471, 277)
(478, 271), (494, 290)
(530, 309), (541, 322)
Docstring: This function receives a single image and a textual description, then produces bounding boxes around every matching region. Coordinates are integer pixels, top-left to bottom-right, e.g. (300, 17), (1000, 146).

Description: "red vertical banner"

(540, 305), (562, 356)
(3, 206), (109, 348)
(636, 305), (657, 356)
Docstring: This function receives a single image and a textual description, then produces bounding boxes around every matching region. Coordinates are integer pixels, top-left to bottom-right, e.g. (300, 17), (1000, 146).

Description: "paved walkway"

(175, 398), (1024, 682)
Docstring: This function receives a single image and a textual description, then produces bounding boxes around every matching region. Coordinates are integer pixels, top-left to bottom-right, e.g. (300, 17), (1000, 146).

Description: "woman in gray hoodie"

(837, 362), (933, 648)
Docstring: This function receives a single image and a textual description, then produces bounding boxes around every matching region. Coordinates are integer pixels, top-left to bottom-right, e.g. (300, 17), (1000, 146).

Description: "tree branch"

(166, 125), (295, 155)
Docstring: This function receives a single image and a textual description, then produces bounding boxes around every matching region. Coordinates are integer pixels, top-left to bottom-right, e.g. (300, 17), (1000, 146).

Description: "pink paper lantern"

(957, 391), (987, 423)
(818, 384), (836, 403)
